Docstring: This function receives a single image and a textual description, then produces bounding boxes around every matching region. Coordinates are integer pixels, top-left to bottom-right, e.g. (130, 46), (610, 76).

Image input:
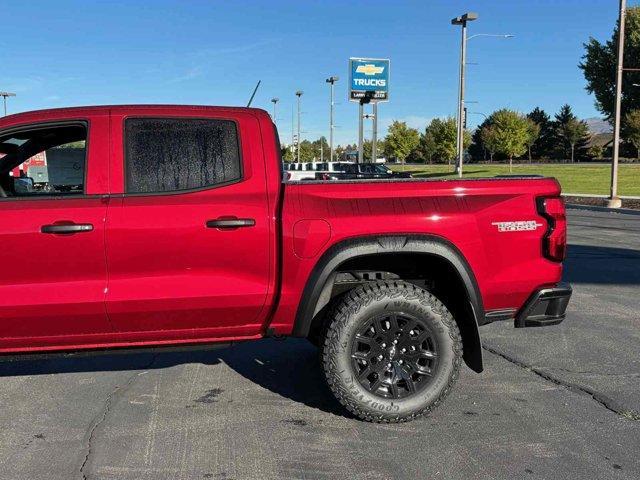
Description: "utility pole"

(325, 76), (339, 161)
(609, 0), (626, 208)
(270, 97), (279, 123)
(295, 91), (303, 163)
(451, 12), (478, 178)
(363, 111), (378, 162)
(291, 106), (295, 161)
(0, 92), (16, 116)
(372, 103), (378, 162)
(358, 101), (365, 163)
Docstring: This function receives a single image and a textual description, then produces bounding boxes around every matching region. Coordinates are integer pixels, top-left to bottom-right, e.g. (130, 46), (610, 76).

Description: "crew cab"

(0, 105), (571, 422)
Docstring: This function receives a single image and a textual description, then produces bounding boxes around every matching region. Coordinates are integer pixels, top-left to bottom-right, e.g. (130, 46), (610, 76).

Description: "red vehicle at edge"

(0, 105), (571, 422)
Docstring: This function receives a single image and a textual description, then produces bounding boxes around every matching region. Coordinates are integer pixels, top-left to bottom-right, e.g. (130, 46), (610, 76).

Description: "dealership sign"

(349, 58), (390, 102)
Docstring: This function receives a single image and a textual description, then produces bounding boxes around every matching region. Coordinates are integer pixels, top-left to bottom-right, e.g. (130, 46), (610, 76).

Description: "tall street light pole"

(452, 12), (514, 178)
(0, 92), (16, 116)
(295, 91), (303, 162)
(452, 12), (477, 178)
(325, 76), (339, 161)
(270, 97), (279, 124)
(609, 0), (627, 208)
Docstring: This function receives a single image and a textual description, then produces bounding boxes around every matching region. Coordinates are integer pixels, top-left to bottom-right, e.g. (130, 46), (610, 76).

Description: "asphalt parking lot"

(1, 205), (638, 480)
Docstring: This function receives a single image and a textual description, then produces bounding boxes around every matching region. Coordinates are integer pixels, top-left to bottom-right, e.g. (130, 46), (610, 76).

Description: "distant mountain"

(584, 117), (612, 134)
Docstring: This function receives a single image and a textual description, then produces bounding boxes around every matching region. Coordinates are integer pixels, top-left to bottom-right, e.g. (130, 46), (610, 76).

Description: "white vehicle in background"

(284, 161), (354, 181)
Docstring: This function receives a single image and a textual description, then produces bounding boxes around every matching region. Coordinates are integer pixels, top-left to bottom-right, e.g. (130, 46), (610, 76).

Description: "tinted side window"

(125, 118), (241, 194)
(343, 164), (357, 174)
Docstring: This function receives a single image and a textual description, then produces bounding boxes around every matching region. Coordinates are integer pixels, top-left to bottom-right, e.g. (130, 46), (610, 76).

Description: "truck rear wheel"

(320, 280), (462, 422)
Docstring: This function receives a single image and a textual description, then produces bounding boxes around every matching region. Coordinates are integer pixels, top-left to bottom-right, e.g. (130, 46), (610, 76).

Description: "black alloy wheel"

(350, 313), (439, 399)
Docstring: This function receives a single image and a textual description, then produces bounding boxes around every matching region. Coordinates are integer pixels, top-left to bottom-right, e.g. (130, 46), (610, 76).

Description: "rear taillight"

(537, 196), (566, 262)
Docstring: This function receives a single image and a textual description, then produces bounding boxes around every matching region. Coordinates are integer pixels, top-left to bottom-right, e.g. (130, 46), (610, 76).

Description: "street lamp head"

(451, 12), (478, 25)
(271, 97), (279, 103)
(295, 90), (303, 97)
(0, 92), (16, 97)
(326, 76), (339, 84)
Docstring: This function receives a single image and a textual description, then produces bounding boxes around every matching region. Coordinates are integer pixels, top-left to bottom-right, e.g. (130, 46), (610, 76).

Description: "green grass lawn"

(388, 163), (640, 196)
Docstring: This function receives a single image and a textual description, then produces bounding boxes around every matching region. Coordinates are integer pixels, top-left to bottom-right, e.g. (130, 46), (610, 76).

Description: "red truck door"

(0, 114), (113, 350)
(105, 108), (272, 342)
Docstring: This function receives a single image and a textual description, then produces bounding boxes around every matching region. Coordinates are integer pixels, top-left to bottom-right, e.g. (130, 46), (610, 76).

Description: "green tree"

(383, 121), (420, 164)
(554, 105), (590, 162)
(298, 140), (315, 162)
(310, 136), (329, 160)
(526, 108), (555, 159)
(363, 139), (372, 161)
(418, 117), (470, 164)
(282, 145), (294, 162)
(524, 118), (541, 163)
(580, 6), (640, 123)
(480, 124), (499, 163)
(469, 118), (491, 162)
(624, 109), (640, 159)
(588, 144), (605, 159)
(418, 127), (437, 163)
(480, 109), (530, 172)
(561, 118), (590, 163)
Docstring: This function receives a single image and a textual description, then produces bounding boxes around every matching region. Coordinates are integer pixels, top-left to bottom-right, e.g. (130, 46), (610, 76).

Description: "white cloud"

(168, 66), (203, 84)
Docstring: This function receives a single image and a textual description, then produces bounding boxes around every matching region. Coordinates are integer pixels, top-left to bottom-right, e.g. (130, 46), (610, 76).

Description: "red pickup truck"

(0, 105), (571, 422)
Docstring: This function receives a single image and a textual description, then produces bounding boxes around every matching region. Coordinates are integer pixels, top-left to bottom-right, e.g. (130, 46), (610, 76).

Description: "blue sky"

(2, 0), (637, 145)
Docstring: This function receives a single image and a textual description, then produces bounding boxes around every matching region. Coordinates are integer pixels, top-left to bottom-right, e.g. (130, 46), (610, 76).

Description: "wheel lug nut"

(378, 355), (383, 360)
(399, 360), (403, 364)
(387, 363), (392, 368)
(381, 343), (386, 348)
(393, 339), (398, 344)
(401, 348), (406, 353)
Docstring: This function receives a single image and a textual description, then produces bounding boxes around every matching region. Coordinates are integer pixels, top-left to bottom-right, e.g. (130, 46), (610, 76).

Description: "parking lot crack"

(482, 344), (640, 421)
(78, 355), (158, 480)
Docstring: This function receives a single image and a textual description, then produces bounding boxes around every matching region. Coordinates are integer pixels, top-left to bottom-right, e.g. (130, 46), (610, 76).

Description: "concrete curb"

(566, 204), (640, 216)
(563, 193), (640, 200)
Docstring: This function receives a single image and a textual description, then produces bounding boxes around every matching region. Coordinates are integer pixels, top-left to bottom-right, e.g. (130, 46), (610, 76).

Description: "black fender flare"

(292, 235), (485, 372)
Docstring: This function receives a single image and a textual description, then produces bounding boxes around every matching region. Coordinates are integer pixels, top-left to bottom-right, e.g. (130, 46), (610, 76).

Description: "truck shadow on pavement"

(564, 243), (640, 285)
(0, 338), (347, 416)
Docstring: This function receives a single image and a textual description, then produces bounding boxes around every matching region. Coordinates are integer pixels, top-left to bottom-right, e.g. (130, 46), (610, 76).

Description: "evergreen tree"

(554, 104), (590, 161)
(468, 118), (491, 162)
(580, 6), (640, 123)
(526, 108), (555, 159)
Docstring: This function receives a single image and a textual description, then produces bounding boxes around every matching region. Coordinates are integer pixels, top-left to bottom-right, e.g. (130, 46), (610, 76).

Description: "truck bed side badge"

(492, 221), (544, 232)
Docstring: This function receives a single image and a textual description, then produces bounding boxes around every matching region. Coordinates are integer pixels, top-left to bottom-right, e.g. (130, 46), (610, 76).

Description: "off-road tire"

(320, 280), (462, 422)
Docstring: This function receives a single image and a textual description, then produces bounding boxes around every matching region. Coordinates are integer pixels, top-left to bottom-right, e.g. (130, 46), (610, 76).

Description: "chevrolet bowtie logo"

(356, 64), (384, 75)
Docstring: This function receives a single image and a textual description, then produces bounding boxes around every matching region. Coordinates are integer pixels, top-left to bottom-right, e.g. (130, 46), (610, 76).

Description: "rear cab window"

(124, 118), (242, 194)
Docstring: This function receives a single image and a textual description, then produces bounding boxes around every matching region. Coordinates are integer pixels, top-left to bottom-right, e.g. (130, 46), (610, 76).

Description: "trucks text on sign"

(349, 58), (390, 102)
